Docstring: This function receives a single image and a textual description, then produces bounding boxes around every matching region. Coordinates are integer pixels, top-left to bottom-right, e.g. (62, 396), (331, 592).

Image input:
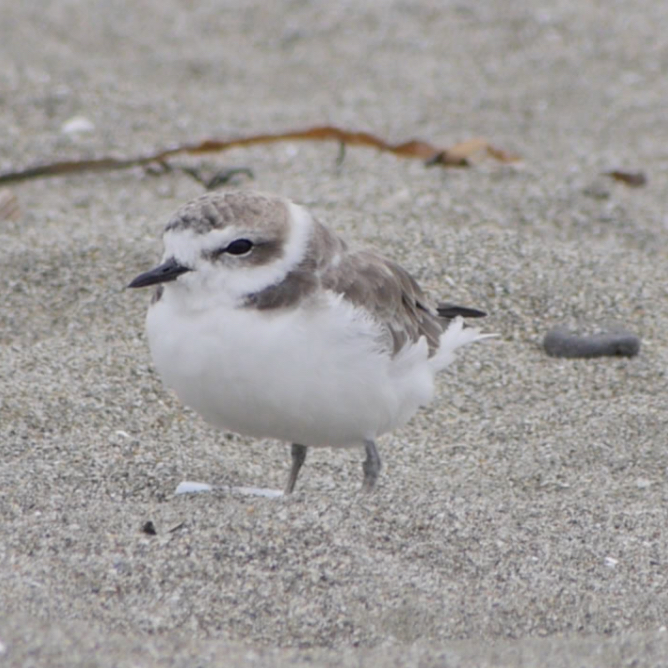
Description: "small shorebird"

(129, 190), (488, 493)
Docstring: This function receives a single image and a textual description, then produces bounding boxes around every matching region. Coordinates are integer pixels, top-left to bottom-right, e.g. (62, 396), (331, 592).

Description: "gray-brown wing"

(320, 249), (446, 356)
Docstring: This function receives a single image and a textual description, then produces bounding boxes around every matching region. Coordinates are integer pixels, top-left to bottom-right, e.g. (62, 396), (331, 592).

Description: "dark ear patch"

(239, 239), (284, 266)
(242, 220), (343, 310)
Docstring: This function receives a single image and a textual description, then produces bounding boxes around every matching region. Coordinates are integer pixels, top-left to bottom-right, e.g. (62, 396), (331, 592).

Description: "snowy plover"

(129, 191), (488, 493)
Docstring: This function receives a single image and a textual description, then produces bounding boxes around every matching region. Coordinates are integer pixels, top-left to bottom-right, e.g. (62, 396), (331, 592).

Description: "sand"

(1, 1), (668, 666)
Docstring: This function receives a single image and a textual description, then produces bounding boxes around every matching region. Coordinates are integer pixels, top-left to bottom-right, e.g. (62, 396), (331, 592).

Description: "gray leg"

(285, 443), (307, 494)
(362, 439), (382, 492)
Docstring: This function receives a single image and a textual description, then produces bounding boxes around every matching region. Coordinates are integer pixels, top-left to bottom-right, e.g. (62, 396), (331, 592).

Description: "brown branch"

(0, 125), (520, 185)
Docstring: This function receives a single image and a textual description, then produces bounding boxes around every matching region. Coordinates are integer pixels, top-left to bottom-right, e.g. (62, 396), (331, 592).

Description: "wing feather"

(321, 249), (447, 356)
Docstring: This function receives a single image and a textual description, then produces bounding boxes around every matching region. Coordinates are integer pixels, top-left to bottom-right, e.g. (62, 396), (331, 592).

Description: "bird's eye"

(225, 239), (254, 256)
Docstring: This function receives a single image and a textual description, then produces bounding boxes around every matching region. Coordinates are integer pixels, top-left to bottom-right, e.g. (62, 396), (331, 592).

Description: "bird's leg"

(362, 439), (382, 492)
(285, 443), (307, 494)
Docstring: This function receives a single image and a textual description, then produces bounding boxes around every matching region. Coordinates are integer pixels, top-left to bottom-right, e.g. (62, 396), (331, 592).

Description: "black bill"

(128, 257), (191, 289)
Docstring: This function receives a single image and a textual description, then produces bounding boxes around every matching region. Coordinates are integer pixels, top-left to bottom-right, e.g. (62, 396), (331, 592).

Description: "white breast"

(146, 290), (436, 448)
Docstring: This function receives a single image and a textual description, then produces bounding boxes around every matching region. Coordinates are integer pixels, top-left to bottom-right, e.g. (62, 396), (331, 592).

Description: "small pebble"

(543, 327), (641, 358)
(141, 520), (157, 535)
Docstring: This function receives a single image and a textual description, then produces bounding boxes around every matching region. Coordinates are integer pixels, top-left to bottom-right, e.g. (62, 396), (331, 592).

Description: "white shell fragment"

(61, 115), (96, 135)
(174, 481), (213, 495)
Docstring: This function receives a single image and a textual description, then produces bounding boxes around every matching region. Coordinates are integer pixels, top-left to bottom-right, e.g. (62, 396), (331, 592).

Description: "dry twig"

(0, 125), (519, 185)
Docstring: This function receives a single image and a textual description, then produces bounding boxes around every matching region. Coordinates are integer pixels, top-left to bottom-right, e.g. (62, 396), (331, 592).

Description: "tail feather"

(437, 303), (487, 319)
(431, 316), (494, 371)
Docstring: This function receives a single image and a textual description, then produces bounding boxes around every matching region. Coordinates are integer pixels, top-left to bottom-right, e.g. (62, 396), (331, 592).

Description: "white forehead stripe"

(161, 227), (240, 266)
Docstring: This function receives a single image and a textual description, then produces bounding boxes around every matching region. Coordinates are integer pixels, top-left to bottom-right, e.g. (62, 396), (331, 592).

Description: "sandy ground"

(2, 1), (668, 666)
